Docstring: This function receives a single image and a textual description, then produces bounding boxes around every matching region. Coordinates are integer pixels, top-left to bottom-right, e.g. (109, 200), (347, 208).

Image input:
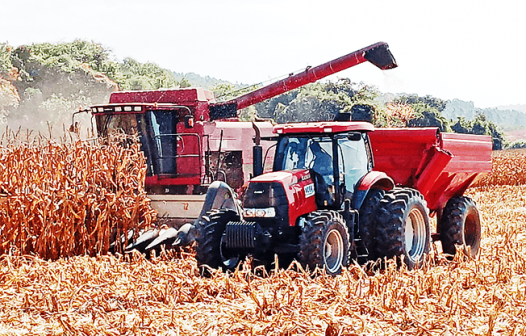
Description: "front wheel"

(374, 188), (430, 269)
(195, 209), (240, 271)
(298, 210), (350, 275)
(440, 196), (481, 258)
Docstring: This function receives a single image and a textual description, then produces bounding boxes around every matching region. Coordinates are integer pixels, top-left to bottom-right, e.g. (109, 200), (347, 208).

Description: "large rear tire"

(298, 210), (350, 275)
(195, 209), (240, 271)
(374, 188), (430, 269)
(358, 189), (385, 260)
(440, 196), (481, 258)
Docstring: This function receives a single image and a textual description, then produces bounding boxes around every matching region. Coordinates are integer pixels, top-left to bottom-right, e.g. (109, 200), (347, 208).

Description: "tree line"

(0, 40), (508, 148)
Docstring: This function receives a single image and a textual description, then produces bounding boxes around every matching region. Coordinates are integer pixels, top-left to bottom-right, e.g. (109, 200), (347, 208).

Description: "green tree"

(396, 94), (447, 112)
(0, 43), (13, 74)
(118, 57), (178, 90)
(407, 102), (452, 132)
(451, 114), (506, 150)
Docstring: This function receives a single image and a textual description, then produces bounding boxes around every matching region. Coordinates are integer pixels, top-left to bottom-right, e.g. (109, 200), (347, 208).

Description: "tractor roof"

(273, 121), (374, 135)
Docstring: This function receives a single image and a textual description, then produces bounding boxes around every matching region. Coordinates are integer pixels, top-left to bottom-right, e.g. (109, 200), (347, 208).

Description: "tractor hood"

(250, 169), (312, 186)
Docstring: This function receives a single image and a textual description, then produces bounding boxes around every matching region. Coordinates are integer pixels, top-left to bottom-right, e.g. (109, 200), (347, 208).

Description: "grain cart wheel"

(374, 188), (430, 269)
(358, 189), (385, 260)
(195, 209), (240, 271)
(298, 210), (350, 276)
(440, 196), (481, 258)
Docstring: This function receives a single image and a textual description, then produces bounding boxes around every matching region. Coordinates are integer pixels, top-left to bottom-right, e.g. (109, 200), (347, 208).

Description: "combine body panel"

(369, 128), (492, 211)
(92, 90), (276, 223)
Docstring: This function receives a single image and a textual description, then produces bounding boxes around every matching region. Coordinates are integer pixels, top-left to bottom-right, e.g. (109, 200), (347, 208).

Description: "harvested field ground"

(0, 151), (525, 335)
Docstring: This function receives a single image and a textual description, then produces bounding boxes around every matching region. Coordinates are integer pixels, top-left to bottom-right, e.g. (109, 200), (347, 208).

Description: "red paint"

(357, 171), (395, 191)
(369, 127), (492, 211)
(227, 42), (393, 110)
(274, 121), (374, 135)
(251, 169), (317, 226)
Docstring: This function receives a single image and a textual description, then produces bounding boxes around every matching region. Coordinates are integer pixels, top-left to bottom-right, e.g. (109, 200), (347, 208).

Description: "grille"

(225, 221), (256, 249)
(243, 182), (289, 226)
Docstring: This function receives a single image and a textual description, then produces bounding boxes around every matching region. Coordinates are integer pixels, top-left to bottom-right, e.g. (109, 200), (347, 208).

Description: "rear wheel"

(195, 209), (240, 271)
(440, 196), (481, 258)
(374, 188), (430, 269)
(298, 210), (350, 275)
(358, 189), (385, 260)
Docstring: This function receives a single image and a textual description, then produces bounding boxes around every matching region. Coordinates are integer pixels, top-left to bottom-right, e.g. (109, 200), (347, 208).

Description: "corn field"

(0, 131), (155, 259)
(473, 149), (526, 187)
(0, 147), (525, 334)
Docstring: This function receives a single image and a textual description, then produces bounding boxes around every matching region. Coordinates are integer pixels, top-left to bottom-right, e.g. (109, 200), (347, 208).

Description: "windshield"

(96, 114), (141, 136)
(277, 136), (333, 171)
(275, 133), (369, 192)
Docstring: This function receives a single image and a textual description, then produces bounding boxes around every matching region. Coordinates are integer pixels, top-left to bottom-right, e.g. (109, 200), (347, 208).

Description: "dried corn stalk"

(474, 148), (526, 187)
(0, 133), (155, 259)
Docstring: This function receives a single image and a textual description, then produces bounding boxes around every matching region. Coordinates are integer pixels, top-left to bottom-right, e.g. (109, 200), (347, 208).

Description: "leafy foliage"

(509, 140), (526, 149)
(0, 43), (13, 74)
(407, 102), (452, 132)
(395, 94), (447, 112)
(211, 83), (261, 102)
(173, 72), (236, 89)
(451, 114), (506, 150)
(0, 40), (198, 136)
(118, 58), (178, 90)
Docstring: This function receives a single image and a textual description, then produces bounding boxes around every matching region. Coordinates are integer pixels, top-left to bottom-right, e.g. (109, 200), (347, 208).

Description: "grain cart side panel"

(368, 128), (440, 187)
(368, 128), (492, 212)
(429, 132), (492, 210)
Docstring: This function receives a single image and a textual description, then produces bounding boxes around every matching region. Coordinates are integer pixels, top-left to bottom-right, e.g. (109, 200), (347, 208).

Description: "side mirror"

(68, 122), (79, 133)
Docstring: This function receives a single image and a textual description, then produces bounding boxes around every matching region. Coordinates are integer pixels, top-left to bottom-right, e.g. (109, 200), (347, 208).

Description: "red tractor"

(194, 122), (492, 274)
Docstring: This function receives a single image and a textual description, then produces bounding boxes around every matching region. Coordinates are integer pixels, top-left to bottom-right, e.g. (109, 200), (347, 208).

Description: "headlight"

(244, 207), (276, 218)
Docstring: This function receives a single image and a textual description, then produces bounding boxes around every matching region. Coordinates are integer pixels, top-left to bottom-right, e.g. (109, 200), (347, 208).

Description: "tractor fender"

(352, 171), (395, 210)
(197, 181), (242, 223)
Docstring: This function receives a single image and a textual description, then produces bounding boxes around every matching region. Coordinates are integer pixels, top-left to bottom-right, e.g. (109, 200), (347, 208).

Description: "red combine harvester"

(82, 42), (397, 251)
(194, 122), (491, 274)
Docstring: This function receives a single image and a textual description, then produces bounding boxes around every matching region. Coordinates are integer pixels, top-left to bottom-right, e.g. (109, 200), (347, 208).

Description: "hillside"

(443, 99), (526, 128)
(0, 41), (188, 137)
(172, 71), (244, 90)
(498, 104), (526, 114)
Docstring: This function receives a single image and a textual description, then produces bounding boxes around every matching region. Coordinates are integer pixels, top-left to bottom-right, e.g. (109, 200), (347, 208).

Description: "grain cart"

(78, 42), (397, 250)
(195, 121), (491, 274)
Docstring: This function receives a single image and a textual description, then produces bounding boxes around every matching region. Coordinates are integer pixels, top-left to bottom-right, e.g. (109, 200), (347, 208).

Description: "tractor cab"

(270, 121), (375, 210)
(273, 132), (372, 209)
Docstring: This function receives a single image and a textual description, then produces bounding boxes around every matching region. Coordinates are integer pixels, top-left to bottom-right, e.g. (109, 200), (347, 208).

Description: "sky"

(3, 0), (526, 109)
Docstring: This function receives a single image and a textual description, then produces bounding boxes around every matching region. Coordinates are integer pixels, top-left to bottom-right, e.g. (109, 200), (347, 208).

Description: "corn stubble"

(0, 148), (525, 335)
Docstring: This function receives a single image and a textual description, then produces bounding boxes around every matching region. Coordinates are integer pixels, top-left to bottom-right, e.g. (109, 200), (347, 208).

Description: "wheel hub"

(405, 207), (426, 263)
(324, 229), (344, 273)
